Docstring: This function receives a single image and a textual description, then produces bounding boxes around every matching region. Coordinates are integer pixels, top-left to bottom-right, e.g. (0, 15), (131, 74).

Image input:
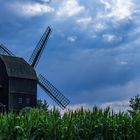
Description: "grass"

(0, 107), (139, 140)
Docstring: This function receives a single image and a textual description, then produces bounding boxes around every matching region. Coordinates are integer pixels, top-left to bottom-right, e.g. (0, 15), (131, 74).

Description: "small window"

(18, 98), (22, 104)
(26, 98), (30, 104)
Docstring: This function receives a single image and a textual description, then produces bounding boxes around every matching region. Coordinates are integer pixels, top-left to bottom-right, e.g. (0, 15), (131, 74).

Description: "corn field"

(0, 107), (140, 140)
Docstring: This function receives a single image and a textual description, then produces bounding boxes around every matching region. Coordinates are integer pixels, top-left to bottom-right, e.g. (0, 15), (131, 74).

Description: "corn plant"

(0, 107), (139, 140)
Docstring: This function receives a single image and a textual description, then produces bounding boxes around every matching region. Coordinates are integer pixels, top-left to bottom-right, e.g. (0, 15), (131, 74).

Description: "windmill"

(0, 26), (70, 112)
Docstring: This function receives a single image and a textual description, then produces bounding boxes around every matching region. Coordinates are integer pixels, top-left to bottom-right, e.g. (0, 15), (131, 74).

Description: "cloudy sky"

(0, 0), (140, 111)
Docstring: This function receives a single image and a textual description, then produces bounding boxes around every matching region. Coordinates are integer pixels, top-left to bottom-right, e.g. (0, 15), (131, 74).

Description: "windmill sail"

(0, 44), (15, 56)
(38, 74), (70, 109)
(29, 27), (51, 68)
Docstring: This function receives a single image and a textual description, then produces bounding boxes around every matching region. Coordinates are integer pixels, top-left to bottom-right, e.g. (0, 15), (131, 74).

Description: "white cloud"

(10, 2), (54, 17)
(103, 34), (122, 42)
(100, 0), (112, 9)
(60, 100), (130, 113)
(100, 100), (130, 112)
(120, 61), (128, 65)
(67, 36), (77, 43)
(47, 101), (130, 115)
(90, 35), (97, 39)
(41, 0), (51, 3)
(67, 103), (92, 110)
(95, 23), (105, 31)
(76, 16), (92, 26)
(99, 0), (134, 21)
(56, 0), (85, 17)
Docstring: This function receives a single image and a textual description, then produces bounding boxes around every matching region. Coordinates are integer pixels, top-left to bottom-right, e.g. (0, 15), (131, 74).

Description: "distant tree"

(37, 99), (49, 112)
(128, 94), (140, 115)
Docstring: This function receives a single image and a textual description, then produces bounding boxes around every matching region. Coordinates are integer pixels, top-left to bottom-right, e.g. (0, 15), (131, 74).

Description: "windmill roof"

(0, 55), (37, 80)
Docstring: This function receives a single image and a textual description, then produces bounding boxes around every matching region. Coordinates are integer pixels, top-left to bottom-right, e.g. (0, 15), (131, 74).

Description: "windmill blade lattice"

(0, 44), (15, 56)
(38, 74), (70, 109)
(29, 26), (51, 68)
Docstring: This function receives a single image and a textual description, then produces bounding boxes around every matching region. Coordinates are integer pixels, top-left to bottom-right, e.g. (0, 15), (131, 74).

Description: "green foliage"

(128, 94), (140, 115)
(36, 99), (49, 112)
(0, 107), (140, 140)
